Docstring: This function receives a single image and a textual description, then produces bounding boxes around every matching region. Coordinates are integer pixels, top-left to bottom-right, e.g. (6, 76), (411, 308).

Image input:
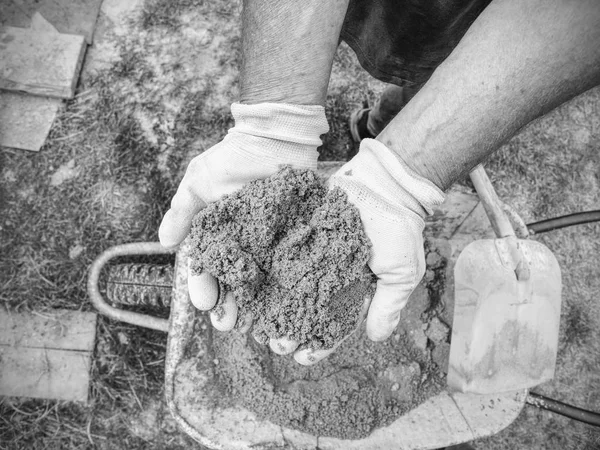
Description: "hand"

(328, 139), (445, 341)
(277, 138), (445, 365)
(287, 294), (372, 365)
(158, 102), (329, 332)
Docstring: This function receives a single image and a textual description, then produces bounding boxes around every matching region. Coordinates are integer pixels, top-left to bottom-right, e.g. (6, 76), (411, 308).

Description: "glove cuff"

(230, 102), (329, 146)
(333, 139), (445, 217)
(361, 139), (445, 215)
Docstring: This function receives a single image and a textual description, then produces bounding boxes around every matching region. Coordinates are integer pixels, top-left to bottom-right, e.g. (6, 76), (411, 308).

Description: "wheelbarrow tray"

(163, 173), (528, 450)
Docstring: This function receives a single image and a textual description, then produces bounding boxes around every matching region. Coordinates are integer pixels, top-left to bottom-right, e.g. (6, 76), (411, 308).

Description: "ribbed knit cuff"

(223, 132), (319, 170)
(361, 139), (445, 215)
(335, 139), (445, 217)
(230, 102), (329, 146)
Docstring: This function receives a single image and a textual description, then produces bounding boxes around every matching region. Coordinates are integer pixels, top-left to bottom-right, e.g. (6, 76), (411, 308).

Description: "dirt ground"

(1, 0), (599, 449)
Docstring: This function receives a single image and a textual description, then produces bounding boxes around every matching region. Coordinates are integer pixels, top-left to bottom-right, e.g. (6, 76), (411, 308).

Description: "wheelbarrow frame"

(163, 236), (528, 450)
(87, 162), (532, 449)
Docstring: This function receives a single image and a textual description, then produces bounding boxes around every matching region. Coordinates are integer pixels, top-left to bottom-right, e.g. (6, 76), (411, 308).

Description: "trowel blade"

(447, 238), (562, 394)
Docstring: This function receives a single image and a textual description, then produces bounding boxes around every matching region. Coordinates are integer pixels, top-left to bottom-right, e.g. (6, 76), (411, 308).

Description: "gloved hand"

(291, 138), (445, 364)
(158, 102), (329, 331)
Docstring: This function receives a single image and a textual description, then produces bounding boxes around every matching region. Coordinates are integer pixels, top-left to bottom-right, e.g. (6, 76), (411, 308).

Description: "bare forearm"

(378, 0), (600, 190)
(240, 0), (349, 105)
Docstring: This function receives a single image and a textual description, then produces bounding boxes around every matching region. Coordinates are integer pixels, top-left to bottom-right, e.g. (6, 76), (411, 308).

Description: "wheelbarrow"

(87, 162), (599, 449)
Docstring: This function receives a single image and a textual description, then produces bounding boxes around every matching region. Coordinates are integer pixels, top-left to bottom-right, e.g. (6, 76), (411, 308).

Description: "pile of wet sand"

(189, 167), (372, 350)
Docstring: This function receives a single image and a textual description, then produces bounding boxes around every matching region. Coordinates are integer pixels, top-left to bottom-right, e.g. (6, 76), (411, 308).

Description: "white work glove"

(158, 102), (329, 332)
(292, 138), (445, 364)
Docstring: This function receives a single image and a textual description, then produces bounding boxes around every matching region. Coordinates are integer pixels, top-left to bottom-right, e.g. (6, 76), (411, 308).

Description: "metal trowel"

(447, 165), (562, 394)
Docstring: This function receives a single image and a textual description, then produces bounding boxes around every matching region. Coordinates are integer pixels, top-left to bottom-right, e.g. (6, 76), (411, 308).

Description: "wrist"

(224, 133), (320, 170)
(376, 131), (452, 191)
(333, 139), (445, 218)
(231, 102), (329, 146)
(240, 83), (327, 106)
(227, 102), (330, 170)
(364, 139), (446, 215)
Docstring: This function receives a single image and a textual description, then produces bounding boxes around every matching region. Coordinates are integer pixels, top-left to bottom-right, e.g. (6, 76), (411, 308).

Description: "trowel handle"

(469, 165), (515, 238)
(470, 165), (530, 280)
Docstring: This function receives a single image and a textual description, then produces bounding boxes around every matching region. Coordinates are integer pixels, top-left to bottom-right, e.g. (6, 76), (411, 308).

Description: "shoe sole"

(349, 108), (370, 143)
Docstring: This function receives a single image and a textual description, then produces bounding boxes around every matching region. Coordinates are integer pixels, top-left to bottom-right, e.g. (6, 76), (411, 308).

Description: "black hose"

(527, 392), (600, 427)
(518, 212), (600, 426)
(527, 210), (600, 234)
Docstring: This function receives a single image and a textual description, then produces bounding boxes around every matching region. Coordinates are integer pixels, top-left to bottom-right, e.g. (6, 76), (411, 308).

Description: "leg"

(367, 85), (406, 136)
(350, 83), (422, 142)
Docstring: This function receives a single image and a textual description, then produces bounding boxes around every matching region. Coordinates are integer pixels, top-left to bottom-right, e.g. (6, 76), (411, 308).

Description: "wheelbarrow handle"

(87, 242), (176, 332)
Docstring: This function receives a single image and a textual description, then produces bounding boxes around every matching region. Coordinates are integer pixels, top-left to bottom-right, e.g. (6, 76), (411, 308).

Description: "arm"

(240, 0), (350, 105)
(378, 0), (600, 190)
(159, 1), (350, 347)
(321, 0), (600, 349)
(159, 0), (348, 248)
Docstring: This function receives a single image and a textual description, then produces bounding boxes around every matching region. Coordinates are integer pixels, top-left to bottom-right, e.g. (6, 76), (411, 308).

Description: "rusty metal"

(87, 242), (175, 332)
(106, 263), (174, 307)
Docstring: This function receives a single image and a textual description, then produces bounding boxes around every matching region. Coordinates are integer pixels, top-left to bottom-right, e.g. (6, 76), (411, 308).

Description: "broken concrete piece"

(31, 12), (59, 34)
(0, 0), (103, 44)
(426, 317), (450, 343)
(0, 308), (97, 402)
(0, 26), (86, 98)
(0, 92), (61, 151)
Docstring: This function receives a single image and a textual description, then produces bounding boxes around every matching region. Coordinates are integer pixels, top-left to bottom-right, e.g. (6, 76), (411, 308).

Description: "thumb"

(159, 168), (207, 249)
(294, 294), (371, 365)
(366, 279), (416, 342)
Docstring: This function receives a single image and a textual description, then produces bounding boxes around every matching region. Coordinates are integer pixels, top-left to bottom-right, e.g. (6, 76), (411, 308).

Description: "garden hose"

(527, 392), (600, 428)
(527, 210), (600, 234)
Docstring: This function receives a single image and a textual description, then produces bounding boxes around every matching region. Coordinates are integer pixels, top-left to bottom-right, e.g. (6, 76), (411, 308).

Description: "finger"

(236, 311), (253, 334)
(210, 291), (238, 331)
(269, 337), (300, 355)
(188, 265), (219, 310)
(251, 325), (268, 345)
(159, 183), (207, 249)
(366, 281), (414, 342)
(295, 293), (371, 365)
(294, 346), (336, 365)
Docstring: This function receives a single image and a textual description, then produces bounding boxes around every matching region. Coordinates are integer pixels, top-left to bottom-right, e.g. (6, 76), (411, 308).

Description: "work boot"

(349, 103), (375, 142)
(349, 85), (421, 144)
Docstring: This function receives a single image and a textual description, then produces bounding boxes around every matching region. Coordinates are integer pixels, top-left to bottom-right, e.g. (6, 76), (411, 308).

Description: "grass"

(1, 0), (599, 448)
(0, 0), (215, 446)
(473, 89), (600, 449)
